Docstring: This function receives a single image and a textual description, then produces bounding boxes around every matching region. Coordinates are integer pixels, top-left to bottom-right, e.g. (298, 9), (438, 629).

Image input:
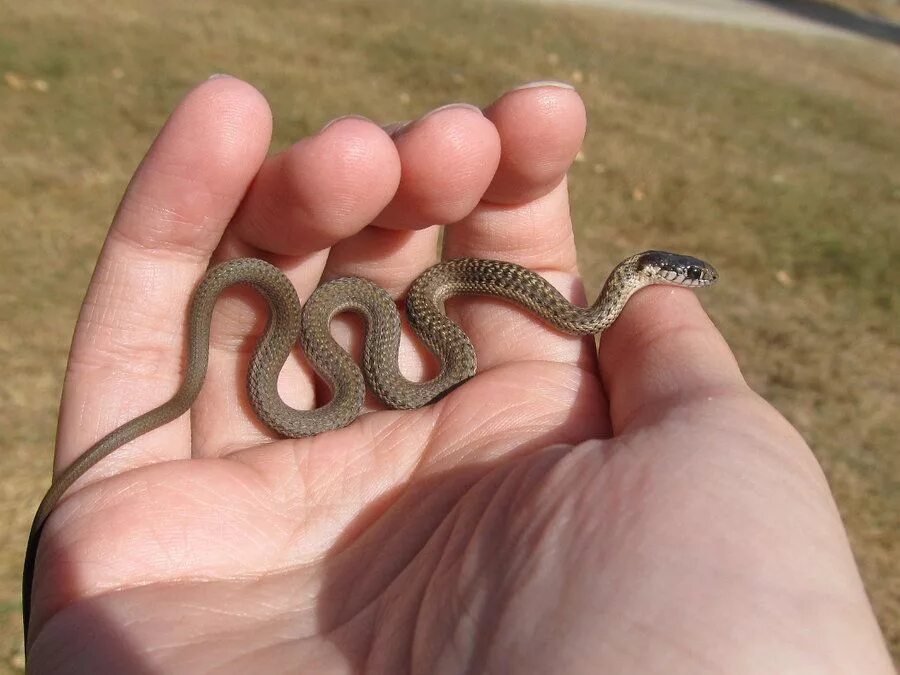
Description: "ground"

(0, 0), (898, 670)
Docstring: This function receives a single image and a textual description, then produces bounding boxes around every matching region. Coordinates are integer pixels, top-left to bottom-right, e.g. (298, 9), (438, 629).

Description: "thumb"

(599, 286), (745, 434)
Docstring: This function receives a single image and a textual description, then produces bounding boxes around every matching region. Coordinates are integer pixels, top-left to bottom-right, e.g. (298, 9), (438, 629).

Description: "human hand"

(27, 77), (892, 673)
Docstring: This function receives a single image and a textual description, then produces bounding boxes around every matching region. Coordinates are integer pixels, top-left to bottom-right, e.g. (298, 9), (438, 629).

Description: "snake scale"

(23, 250), (717, 645)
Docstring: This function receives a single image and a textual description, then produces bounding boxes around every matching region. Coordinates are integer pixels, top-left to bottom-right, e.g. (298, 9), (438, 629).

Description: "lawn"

(1, 0), (898, 669)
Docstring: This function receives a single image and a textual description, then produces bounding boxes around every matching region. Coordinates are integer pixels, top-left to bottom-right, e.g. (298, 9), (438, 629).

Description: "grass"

(1, 0), (898, 669)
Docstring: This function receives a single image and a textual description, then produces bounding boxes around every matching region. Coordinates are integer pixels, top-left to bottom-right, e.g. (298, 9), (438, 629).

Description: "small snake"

(22, 250), (717, 644)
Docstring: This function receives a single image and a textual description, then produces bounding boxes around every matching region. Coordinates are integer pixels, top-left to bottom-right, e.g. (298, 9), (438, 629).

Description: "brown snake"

(23, 251), (717, 645)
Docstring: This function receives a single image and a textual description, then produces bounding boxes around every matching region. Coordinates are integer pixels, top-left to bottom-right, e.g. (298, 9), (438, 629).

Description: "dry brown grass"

(1, 0), (898, 670)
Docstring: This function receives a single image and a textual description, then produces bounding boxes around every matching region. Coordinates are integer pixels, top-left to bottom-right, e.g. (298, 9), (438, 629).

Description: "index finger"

(54, 77), (272, 485)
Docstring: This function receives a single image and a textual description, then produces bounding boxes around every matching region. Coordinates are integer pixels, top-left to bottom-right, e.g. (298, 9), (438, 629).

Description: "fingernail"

(420, 102), (484, 120)
(512, 80), (575, 91)
(207, 73), (233, 80)
(386, 103), (483, 139)
(382, 121), (412, 138)
(320, 114), (373, 133)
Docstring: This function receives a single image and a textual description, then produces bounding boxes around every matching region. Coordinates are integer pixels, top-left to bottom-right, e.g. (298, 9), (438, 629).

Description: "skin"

(26, 77), (893, 673)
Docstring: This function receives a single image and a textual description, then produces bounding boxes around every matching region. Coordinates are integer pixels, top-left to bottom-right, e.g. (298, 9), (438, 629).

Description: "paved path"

(549, 0), (853, 38)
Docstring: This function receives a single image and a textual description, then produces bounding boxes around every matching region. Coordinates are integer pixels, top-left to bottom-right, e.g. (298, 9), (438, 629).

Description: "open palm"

(27, 78), (891, 673)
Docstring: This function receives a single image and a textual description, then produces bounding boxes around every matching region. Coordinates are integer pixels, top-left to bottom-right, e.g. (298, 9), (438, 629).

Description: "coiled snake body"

(23, 250), (717, 644)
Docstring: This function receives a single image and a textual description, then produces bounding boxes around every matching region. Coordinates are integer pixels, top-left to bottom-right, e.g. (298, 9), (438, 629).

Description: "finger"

(325, 104), (499, 291)
(444, 81), (585, 268)
(193, 117), (404, 453)
(368, 103), (499, 234)
(479, 81), (587, 208)
(598, 287), (746, 434)
(55, 76), (272, 485)
(227, 116), (401, 259)
(317, 105), (501, 397)
(442, 83), (591, 374)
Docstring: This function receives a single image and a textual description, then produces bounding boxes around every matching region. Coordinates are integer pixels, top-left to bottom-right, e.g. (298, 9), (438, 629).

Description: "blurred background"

(1, 0), (897, 669)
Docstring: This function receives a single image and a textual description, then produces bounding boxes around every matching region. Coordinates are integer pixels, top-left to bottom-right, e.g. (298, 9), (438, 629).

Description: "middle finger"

(194, 117), (402, 455)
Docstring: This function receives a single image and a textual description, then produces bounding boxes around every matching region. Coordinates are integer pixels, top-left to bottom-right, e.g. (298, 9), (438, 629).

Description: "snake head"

(636, 250), (719, 287)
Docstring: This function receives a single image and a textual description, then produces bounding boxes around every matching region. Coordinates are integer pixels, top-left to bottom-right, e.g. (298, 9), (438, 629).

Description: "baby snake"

(23, 250), (717, 645)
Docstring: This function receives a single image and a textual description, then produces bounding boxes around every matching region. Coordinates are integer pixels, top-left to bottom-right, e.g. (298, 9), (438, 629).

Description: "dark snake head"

(636, 250), (719, 287)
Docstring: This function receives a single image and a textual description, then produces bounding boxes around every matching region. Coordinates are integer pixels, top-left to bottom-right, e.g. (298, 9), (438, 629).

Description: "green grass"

(1, 0), (898, 669)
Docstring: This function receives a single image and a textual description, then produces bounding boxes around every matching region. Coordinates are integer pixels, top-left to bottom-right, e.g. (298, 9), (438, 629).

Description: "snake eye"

(686, 266), (702, 282)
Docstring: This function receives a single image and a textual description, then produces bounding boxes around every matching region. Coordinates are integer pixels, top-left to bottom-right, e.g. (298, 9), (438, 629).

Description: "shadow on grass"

(747, 0), (900, 44)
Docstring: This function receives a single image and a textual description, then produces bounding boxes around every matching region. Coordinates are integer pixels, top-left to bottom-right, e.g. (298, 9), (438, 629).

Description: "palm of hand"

(28, 79), (891, 674)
